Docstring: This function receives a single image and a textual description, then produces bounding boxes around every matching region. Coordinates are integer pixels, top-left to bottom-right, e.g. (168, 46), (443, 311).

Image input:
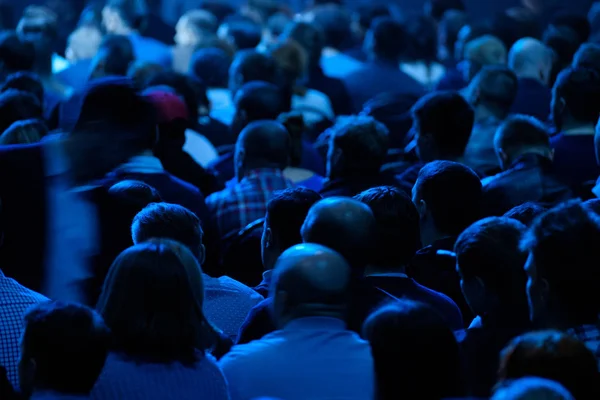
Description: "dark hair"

(355, 5), (391, 32)
(269, 39), (308, 89)
(311, 5), (352, 50)
(354, 186), (421, 268)
(283, 22), (324, 71)
(551, 12), (590, 44)
(498, 330), (599, 400)
(224, 21), (262, 50)
(330, 116), (389, 176)
(544, 26), (580, 80)
(573, 43), (600, 73)
(415, 161), (482, 236)
(553, 67), (600, 124)
(0, 118), (46, 145)
(108, 180), (162, 214)
(266, 188), (323, 251)
(403, 14), (438, 64)
(472, 65), (518, 117)
(492, 8), (541, 50)
(504, 202), (547, 226)
(96, 34), (135, 77)
(145, 72), (200, 121)
(97, 239), (216, 363)
(235, 81), (286, 122)
(412, 91), (474, 158)
(0, 89), (42, 134)
(0, 31), (34, 74)
(229, 50), (279, 88)
(426, 0), (465, 21)
(190, 47), (231, 88)
(455, 217), (528, 315)
(521, 200), (600, 322)
(105, 0), (147, 30)
(363, 300), (464, 399)
(370, 17), (408, 62)
(22, 301), (110, 394)
(494, 115), (550, 155)
(1, 71), (43, 105)
(127, 61), (163, 89)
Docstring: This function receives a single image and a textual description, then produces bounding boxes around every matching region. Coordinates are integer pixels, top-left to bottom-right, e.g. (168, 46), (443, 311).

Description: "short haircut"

(553, 67), (600, 124)
(132, 202), (203, 258)
(354, 186), (421, 268)
(182, 9), (218, 34)
(145, 72), (200, 120)
(415, 161), (482, 236)
(310, 5), (352, 50)
(22, 301), (110, 394)
(190, 47), (231, 88)
(108, 180), (162, 213)
(0, 89), (42, 134)
(127, 61), (164, 89)
(412, 91), (474, 158)
(503, 202), (547, 226)
(498, 330), (598, 400)
(494, 115), (550, 154)
(105, 0), (147, 29)
(471, 65), (518, 116)
(266, 188), (323, 251)
(1, 71), (44, 105)
(330, 115), (389, 175)
(371, 17), (408, 61)
(230, 49), (278, 86)
(572, 43), (600, 72)
(225, 21), (262, 50)
(284, 21), (325, 69)
(426, 0), (465, 20)
(0, 31), (34, 73)
(97, 34), (135, 77)
(455, 217), (528, 309)
(235, 81), (286, 122)
(521, 200), (600, 321)
(0, 118), (47, 145)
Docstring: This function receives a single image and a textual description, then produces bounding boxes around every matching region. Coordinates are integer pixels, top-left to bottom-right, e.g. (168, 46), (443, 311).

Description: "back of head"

(354, 5), (391, 35)
(301, 197), (377, 271)
(354, 186), (420, 269)
(414, 161), (482, 237)
(463, 34), (507, 80)
(504, 202), (547, 227)
(190, 47), (231, 88)
(222, 20), (262, 51)
(403, 14), (438, 64)
(309, 4), (352, 50)
(183, 9), (218, 36)
(91, 34), (135, 78)
(1, 71), (44, 105)
(551, 12), (590, 44)
(0, 31), (34, 74)
(369, 17), (408, 62)
(426, 0), (465, 21)
(573, 43), (600, 73)
(269, 39), (308, 85)
(498, 330), (598, 400)
(553, 67), (600, 125)
(543, 26), (580, 73)
(328, 115), (389, 177)
(234, 81), (285, 123)
(363, 300), (463, 399)
(468, 65), (518, 118)
(495, 115), (550, 165)
(0, 118), (47, 145)
(283, 21), (325, 70)
(508, 38), (553, 77)
(492, 377), (575, 400)
(20, 301), (110, 396)
(411, 91), (474, 161)
(229, 49), (278, 94)
(108, 179), (161, 220)
(236, 120), (290, 170)
(0, 89), (42, 134)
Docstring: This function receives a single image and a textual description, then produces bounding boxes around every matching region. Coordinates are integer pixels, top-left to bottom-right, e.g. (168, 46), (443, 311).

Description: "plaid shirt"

(0, 271), (48, 391)
(206, 169), (292, 238)
(568, 324), (600, 368)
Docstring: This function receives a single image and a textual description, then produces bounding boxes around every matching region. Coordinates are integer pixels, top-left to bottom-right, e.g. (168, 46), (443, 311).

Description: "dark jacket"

(482, 154), (573, 216)
(307, 67), (353, 115)
(320, 173), (401, 198)
(510, 78), (552, 122)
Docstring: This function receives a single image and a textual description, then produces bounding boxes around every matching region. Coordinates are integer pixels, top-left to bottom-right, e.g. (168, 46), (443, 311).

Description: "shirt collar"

(284, 316), (347, 331)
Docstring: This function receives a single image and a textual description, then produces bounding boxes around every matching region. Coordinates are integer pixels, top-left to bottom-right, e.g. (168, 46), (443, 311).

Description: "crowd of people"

(0, 0), (600, 399)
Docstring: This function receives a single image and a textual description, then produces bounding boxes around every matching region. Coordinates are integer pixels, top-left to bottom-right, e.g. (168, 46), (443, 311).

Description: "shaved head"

(235, 120), (291, 179)
(509, 37), (553, 83)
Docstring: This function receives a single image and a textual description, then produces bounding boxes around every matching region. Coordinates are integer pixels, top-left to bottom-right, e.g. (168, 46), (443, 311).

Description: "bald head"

(509, 38), (553, 84)
(301, 197), (376, 270)
(235, 120), (290, 178)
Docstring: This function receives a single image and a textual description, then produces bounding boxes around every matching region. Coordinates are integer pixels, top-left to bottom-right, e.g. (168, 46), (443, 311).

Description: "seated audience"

(497, 330), (599, 399)
(93, 239), (230, 400)
(503, 202), (547, 226)
(221, 244), (374, 400)
(408, 160), (482, 323)
(19, 302), (110, 400)
(454, 217), (531, 396)
(521, 200), (600, 361)
(1, 72), (44, 106)
(355, 186), (463, 330)
(0, 90), (42, 134)
(572, 42), (600, 72)
(363, 300), (465, 400)
(436, 9), (468, 66)
(172, 9), (218, 74)
(463, 66), (518, 174)
(508, 38), (554, 121)
(218, 18), (262, 52)
(492, 377), (574, 400)
(550, 67), (600, 190)
(482, 115), (573, 216)
(89, 35), (136, 81)
(321, 116), (397, 198)
(461, 35), (507, 83)
(206, 120), (292, 239)
(0, 119), (47, 146)
(0, 32), (34, 81)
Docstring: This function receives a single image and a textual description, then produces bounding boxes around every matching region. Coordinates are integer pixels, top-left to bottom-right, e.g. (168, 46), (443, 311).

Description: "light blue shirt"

(219, 317), (374, 400)
(320, 49), (364, 79)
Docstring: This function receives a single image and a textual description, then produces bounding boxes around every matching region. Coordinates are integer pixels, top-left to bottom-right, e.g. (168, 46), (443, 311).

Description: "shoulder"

(219, 336), (282, 371)
(206, 187), (233, 208)
(0, 275), (48, 305)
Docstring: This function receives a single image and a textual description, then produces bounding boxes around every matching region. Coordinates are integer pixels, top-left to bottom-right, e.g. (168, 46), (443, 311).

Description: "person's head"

(102, 0), (147, 34)
(425, 0), (465, 21)
(412, 161), (482, 245)
(492, 377), (575, 400)
(0, 32), (35, 77)
(354, 186), (421, 271)
(508, 38), (554, 86)
(262, 188), (323, 271)
(437, 10), (468, 62)
(175, 9), (218, 48)
(462, 35), (507, 82)
(454, 22), (493, 61)
(363, 300), (464, 400)
(17, 6), (58, 63)
(466, 65), (518, 120)
(231, 81), (286, 137)
(145, 71), (202, 122)
(234, 120), (290, 180)
(494, 115), (552, 170)
(301, 197), (377, 272)
(218, 19), (262, 51)
(144, 90), (190, 150)
(190, 47), (231, 88)
(0, 118), (47, 145)
(0, 89), (42, 134)
(364, 17), (408, 63)
(411, 91), (474, 162)
(282, 21), (325, 72)
(543, 26), (580, 84)
(89, 34), (135, 79)
(504, 202), (547, 226)
(127, 61), (164, 89)
(270, 243), (352, 328)
(1, 71), (44, 105)
(326, 115), (389, 179)
(551, 67), (600, 131)
(107, 180), (162, 228)
(132, 202), (204, 263)
(97, 239), (217, 362)
(268, 39), (308, 87)
(263, 12), (292, 47)
(521, 200), (600, 327)
(403, 14), (438, 64)
(307, 4), (352, 51)
(66, 25), (103, 63)
(498, 330), (598, 400)
(228, 49), (278, 97)
(455, 217), (528, 319)
(18, 301), (110, 398)
(573, 43), (600, 73)
(550, 13), (590, 45)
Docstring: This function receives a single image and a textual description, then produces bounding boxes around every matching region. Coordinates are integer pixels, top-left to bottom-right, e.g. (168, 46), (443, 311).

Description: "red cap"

(144, 91), (189, 123)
